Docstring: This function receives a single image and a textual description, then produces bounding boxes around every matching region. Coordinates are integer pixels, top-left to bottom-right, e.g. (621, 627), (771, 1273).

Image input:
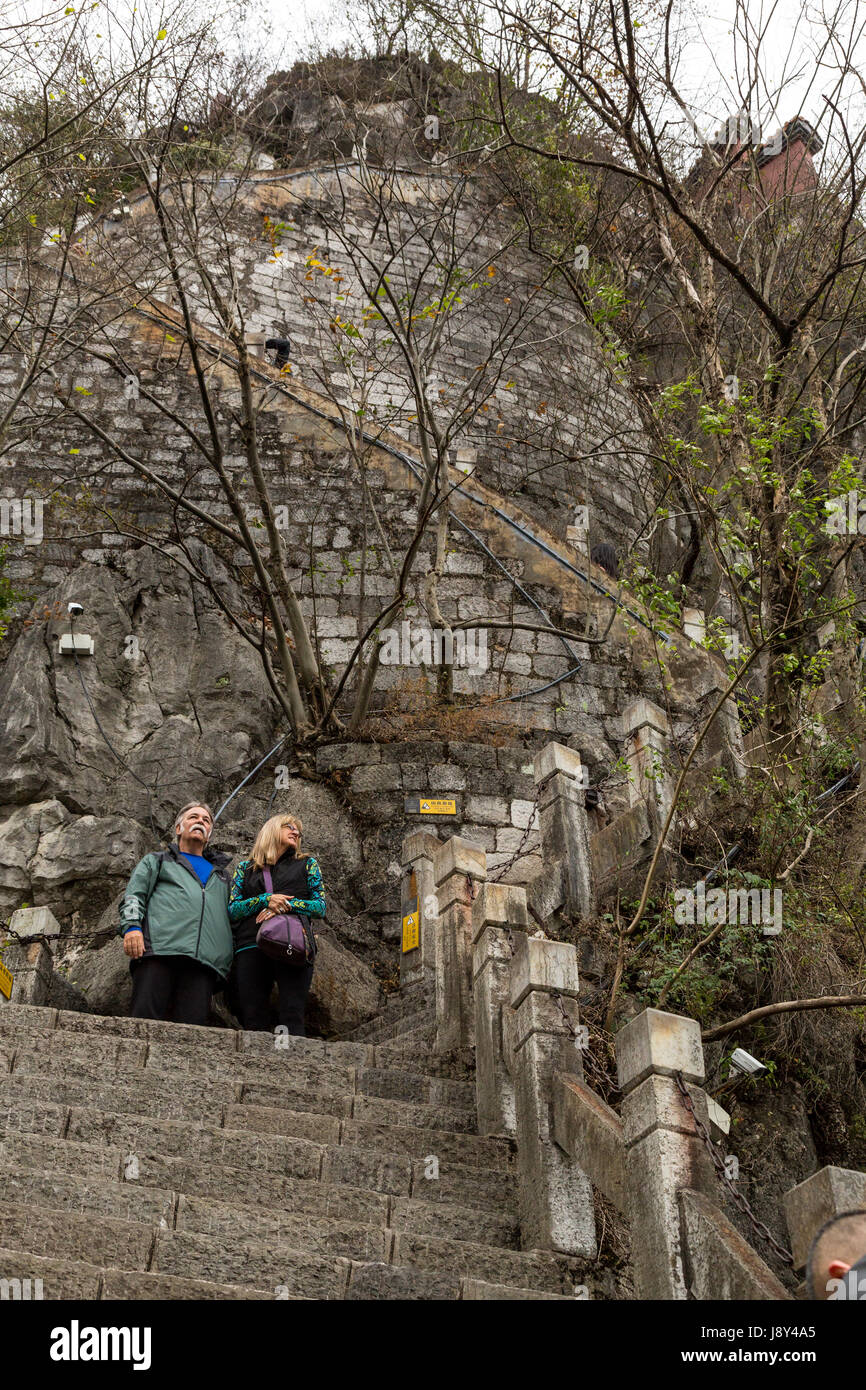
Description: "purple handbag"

(256, 867), (315, 967)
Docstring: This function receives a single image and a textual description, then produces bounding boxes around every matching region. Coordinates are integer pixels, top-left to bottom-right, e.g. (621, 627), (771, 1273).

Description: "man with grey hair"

(118, 802), (233, 1025)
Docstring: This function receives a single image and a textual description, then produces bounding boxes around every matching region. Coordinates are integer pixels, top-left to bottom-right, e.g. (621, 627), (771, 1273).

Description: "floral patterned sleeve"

(227, 859), (270, 923)
(288, 857), (326, 918)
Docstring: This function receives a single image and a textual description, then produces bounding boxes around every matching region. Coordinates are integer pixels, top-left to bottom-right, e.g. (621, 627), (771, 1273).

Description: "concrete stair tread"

(0, 1131), (518, 1243)
(0, 1100), (518, 1210)
(1, 1169), (514, 1266)
(0, 1246), (278, 1299)
(7, 1036), (477, 1117)
(0, 1086), (511, 1171)
(5, 1034), (475, 1117)
(0, 1004), (374, 1066)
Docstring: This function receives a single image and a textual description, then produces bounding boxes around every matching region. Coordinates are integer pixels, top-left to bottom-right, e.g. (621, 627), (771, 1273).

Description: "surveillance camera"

(729, 1047), (767, 1078)
(67, 601), (84, 617)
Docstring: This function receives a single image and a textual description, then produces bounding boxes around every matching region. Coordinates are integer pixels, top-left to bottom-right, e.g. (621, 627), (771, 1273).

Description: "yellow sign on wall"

(404, 797), (458, 816)
(0, 960), (13, 1000)
(401, 899), (420, 954)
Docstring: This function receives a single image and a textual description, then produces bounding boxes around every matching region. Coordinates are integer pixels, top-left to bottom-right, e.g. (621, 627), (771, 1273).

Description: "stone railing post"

(471, 882), (527, 1138)
(616, 1007), (717, 1299)
(0, 908), (62, 1008)
(682, 607), (706, 645)
(508, 934), (597, 1256)
(784, 1166), (866, 1296)
(432, 836), (486, 1052)
(399, 831), (440, 993)
(622, 698), (675, 843)
(533, 742), (594, 921)
(702, 674), (748, 782)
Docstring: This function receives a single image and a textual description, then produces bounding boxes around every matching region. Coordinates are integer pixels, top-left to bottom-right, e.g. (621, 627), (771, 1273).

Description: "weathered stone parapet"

(432, 836), (487, 1052)
(532, 742), (594, 921)
(616, 1007), (717, 1299)
(399, 831), (440, 992)
(680, 1189), (791, 1300)
(508, 933), (596, 1257)
(783, 1165), (866, 1273)
(552, 1072), (626, 1212)
(622, 698), (675, 842)
(471, 882), (527, 1137)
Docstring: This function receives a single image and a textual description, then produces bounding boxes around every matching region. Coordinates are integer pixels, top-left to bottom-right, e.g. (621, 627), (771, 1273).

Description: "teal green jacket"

(118, 844), (234, 980)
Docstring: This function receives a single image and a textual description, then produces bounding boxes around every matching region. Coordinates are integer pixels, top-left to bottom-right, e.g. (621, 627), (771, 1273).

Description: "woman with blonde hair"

(228, 813), (325, 1035)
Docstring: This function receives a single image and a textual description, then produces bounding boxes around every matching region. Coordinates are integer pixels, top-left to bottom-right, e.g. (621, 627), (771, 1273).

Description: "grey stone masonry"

(532, 743), (594, 922)
(399, 831), (440, 993)
(471, 884), (526, 1139)
(432, 838), (487, 1053)
(622, 699), (676, 844)
(616, 1008), (717, 1299)
(508, 934), (597, 1258)
(0, 940), (54, 1007)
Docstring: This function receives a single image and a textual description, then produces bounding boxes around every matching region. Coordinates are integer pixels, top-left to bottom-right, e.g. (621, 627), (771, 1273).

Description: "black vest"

(234, 848), (311, 950)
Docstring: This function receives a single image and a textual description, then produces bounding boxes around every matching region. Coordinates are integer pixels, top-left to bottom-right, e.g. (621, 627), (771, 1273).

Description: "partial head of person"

(806, 1209), (866, 1299)
(174, 802), (214, 854)
(251, 813), (303, 868)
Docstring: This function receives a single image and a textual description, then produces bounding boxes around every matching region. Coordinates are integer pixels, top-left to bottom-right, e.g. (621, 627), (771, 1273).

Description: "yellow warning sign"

(419, 799), (457, 815)
(401, 901), (420, 954)
(0, 960), (13, 1000)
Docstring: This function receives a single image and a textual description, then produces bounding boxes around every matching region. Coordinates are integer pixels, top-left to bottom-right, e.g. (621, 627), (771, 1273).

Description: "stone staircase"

(0, 1003), (588, 1300)
(341, 980), (435, 1044)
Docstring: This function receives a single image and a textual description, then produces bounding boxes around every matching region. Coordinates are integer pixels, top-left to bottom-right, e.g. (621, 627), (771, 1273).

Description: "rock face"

(65, 936), (134, 1017)
(306, 933), (381, 1036)
(0, 545), (278, 916)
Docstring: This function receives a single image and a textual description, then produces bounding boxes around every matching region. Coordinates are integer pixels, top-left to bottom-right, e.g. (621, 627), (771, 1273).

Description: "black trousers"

(130, 954), (216, 1026)
(234, 947), (314, 1036)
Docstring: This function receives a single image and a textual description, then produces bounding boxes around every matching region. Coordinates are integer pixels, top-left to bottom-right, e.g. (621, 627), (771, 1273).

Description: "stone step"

(2, 1167), (176, 1227)
(0, 1130), (512, 1236)
(2, 1003), (467, 1085)
(342, 1261), (463, 1299)
(0, 1247), (102, 1300)
(390, 1231), (586, 1295)
(0, 1097), (515, 1198)
(341, 991), (433, 1039)
(1, 1163), (518, 1283)
(2, 1165), (385, 1266)
(388, 1196), (517, 1248)
(323, 1145), (517, 1211)
(354, 1008), (436, 1043)
(337, 1116), (511, 1170)
(0, 1202), (153, 1273)
(373, 1029), (474, 1080)
(0, 1244), (276, 1300)
(0, 1114), (516, 1217)
(100, 1270), (277, 1300)
(460, 1279), (573, 1300)
(348, 1094), (477, 1134)
(356, 1066), (475, 1110)
(0, 1004), (374, 1069)
(151, 1229), (346, 1297)
(9, 1033), (477, 1119)
(1, 1071), (243, 1126)
(342, 1264), (572, 1300)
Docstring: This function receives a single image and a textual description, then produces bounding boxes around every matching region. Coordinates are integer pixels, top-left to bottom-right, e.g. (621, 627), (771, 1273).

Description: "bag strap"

(262, 865), (273, 895)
